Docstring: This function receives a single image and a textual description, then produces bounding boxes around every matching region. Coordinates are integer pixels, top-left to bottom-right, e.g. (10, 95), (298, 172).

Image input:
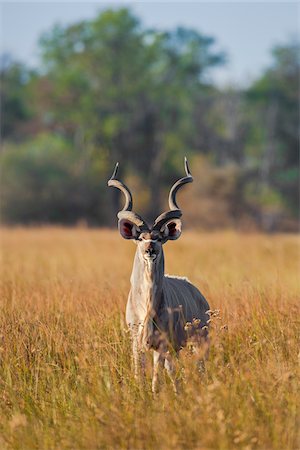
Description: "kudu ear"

(161, 219), (182, 242)
(119, 218), (141, 240)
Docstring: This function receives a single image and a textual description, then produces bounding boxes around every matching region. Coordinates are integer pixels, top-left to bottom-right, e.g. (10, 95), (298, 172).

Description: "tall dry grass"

(0, 228), (299, 449)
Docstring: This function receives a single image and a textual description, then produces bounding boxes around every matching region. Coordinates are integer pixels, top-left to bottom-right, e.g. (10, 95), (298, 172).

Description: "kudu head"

(108, 158), (193, 266)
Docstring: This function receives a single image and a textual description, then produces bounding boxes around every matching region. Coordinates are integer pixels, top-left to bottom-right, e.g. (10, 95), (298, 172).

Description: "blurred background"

(0, 1), (299, 231)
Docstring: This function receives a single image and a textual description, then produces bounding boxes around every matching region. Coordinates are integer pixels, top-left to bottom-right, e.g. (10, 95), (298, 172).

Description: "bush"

(0, 133), (108, 225)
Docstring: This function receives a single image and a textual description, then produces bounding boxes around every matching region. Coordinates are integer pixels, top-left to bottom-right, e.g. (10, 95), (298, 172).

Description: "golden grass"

(0, 228), (299, 450)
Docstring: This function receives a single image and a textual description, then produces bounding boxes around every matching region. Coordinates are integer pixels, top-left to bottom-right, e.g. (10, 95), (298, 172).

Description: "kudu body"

(108, 158), (210, 392)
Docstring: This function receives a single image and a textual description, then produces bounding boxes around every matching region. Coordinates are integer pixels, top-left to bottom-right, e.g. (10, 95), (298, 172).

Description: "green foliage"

(37, 8), (225, 215)
(0, 57), (34, 139)
(1, 134), (108, 224)
(245, 40), (299, 216)
(245, 183), (284, 210)
(0, 8), (298, 229)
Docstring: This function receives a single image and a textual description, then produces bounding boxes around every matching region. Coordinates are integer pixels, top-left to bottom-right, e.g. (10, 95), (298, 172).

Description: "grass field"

(0, 228), (299, 450)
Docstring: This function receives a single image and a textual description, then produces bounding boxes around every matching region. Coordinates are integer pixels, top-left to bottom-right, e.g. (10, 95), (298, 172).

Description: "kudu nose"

(145, 247), (155, 257)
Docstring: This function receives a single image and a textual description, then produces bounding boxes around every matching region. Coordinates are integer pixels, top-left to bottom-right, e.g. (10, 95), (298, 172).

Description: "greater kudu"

(108, 158), (210, 392)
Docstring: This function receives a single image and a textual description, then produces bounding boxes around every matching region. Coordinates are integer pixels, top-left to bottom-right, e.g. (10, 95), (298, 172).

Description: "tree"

(245, 40), (299, 229)
(37, 8), (225, 218)
(4, 8), (297, 230)
(1, 133), (108, 224)
(0, 55), (33, 140)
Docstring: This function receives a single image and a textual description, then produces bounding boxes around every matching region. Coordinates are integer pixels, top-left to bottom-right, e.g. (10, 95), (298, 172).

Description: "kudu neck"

(130, 247), (165, 295)
(129, 247), (164, 350)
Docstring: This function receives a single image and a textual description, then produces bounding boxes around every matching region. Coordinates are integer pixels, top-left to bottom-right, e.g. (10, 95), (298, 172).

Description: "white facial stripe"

(142, 239), (158, 243)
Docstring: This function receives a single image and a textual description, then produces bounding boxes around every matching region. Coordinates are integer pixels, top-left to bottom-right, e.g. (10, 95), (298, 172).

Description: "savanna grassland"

(0, 228), (299, 450)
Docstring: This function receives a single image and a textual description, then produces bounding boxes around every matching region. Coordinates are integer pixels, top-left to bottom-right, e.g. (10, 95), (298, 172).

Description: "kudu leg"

(193, 335), (210, 374)
(152, 351), (165, 393)
(164, 354), (179, 394)
(132, 339), (145, 380)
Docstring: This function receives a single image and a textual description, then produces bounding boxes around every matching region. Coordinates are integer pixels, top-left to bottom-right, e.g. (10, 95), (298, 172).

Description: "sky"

(0, 1), (299, 87)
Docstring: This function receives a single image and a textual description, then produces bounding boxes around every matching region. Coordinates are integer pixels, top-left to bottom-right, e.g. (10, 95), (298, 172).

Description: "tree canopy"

(1, 8), (298, 230)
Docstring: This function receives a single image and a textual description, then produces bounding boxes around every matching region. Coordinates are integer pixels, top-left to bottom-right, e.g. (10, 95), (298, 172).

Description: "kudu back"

(108, 158), (210, 392)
